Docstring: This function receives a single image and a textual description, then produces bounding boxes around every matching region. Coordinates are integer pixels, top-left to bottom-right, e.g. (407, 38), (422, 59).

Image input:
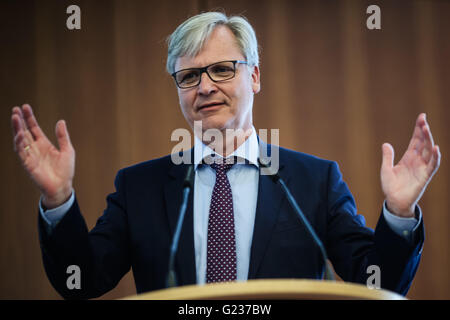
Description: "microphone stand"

(166, 165), (195, 288)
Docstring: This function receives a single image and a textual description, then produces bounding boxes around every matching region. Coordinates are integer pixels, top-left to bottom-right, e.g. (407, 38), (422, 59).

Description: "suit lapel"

(164, 151), (197, 285)
(248, 143), (288, 279)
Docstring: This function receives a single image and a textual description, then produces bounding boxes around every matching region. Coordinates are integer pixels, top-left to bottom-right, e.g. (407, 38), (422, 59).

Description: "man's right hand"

(11, 104), (75, 209)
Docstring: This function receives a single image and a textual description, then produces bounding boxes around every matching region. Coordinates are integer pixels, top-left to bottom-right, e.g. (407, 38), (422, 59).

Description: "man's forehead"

(174, 26), (244, 70)
(175, 51), (245, 71)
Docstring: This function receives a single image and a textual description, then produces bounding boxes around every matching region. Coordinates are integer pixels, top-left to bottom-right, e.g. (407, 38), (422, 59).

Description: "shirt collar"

(193, 126), (259, 169)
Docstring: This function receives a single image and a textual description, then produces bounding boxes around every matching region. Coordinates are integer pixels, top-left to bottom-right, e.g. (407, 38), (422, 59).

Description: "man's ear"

(251, 65), (261, 94)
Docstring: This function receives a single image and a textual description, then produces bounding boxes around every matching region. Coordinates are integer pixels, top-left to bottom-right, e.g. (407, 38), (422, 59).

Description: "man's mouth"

(197, 102), (225, 111)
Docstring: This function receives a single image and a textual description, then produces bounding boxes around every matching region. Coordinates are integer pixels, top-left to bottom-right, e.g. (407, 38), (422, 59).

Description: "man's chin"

(195, 117), (231, 133)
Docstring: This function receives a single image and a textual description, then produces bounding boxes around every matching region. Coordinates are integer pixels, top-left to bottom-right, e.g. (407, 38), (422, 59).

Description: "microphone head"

(257, 157), (270, 168)
(257, 158), (280, 182)
(183, 164), (195, 188)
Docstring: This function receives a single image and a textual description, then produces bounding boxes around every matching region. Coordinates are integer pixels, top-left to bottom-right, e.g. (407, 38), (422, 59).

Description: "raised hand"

(11, 104), (75, 209)
(381, 113), (441, 217)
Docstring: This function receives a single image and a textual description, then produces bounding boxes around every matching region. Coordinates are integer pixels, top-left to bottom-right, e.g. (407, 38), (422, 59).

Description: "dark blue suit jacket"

(38, 146), (424, 299)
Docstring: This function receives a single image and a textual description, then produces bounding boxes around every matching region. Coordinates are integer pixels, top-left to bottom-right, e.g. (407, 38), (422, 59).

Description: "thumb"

(381, 143), (394, 171)
(55, 120), (73, 152)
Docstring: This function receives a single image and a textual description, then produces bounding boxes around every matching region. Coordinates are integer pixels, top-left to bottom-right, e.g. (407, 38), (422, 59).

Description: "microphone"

(258, 158), (335, 281)
(166, 164), (195, 288)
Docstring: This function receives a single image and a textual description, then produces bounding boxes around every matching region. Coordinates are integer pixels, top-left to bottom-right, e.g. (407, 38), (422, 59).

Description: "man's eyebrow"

(178, 60), (227, 70)
(175, 65), (202, 72)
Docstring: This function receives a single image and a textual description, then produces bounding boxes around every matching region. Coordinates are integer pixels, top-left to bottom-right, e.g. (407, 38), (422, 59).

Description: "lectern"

(122, 279), (406, 300)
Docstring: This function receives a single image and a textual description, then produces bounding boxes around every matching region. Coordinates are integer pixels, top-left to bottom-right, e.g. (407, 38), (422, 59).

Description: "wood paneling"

(0, 0), (448, 299)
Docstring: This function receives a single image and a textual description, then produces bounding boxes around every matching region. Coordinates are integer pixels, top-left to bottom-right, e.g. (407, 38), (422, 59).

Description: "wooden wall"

(0, 0), (448, 299)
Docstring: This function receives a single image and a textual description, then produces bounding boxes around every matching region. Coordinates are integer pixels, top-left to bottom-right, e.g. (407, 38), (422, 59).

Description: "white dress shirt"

(192, 127), (260, 284)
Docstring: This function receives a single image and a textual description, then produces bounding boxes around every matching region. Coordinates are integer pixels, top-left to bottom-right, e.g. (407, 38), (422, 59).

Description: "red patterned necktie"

(206, 160), (237, 283)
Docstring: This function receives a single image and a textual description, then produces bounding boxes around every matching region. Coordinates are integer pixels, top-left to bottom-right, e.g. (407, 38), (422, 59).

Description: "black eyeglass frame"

(171, 60), (248, 89)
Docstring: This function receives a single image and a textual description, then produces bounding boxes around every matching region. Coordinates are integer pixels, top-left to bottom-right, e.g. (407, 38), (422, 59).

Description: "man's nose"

(197, 72), (217, 95)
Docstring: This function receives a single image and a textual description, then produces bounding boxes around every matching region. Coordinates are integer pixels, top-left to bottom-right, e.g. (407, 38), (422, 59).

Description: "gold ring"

(24, 145), (30, 151)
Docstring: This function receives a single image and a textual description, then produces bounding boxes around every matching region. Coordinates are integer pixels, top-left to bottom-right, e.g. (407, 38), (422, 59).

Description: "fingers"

(406, 113), (436, 157)
(415, 112), (427, 128)
(11, 104), (38, 141)
(11, 107), (34, 155)
(13, 128), (25, 153)
(21, 104), (47, 140)
(11, 111), (23, 138)
(414, 114), (436, 163)
(407, 113), (426, 152)
(11, 104), (72, 157)
(13, 127), (33, 160)
(55, 120), (73, 152)
(381, 143), (394, 171)
(426, 145), (441, 178)
(412, 114), (440, 178)
(11, 106), (24, 136)
(420, 125), (433, 162)
(421, 116), (435, 147)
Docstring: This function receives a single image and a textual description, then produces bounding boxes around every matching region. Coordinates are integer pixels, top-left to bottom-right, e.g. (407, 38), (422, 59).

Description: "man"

(11, 12), (440, 299)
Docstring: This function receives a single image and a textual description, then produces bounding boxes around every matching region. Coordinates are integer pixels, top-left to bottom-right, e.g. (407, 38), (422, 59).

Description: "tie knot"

(210, 159), (235, 173)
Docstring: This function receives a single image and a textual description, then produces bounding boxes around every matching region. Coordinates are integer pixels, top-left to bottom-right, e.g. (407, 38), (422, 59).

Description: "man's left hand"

(381, 113), (441, 218)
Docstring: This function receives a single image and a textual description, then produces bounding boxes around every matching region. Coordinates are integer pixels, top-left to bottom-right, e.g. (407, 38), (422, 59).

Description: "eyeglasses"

(171, 60), (248, 89)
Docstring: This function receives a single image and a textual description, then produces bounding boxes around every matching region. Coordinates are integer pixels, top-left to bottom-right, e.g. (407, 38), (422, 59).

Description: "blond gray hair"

(166, 12), (259, 74)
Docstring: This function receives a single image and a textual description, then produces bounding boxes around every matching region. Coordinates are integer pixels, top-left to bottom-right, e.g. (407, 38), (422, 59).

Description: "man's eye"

(180, 72), (198, 83)
(211, 65), (233, 74)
